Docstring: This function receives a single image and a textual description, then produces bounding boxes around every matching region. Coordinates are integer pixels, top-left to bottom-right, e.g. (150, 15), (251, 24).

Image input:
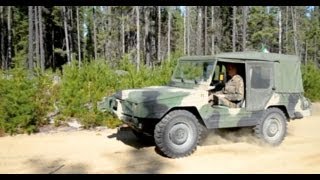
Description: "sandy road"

(0, 104), (319, 174)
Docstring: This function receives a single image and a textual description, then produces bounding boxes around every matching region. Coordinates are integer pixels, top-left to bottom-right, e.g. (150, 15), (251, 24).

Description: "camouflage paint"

(97, 52), (312, 132)
(265, 92), (311, 119)
(198, 104), (262, 128)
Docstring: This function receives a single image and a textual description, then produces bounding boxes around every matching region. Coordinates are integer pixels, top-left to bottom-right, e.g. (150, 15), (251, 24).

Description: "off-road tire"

(254, 108), (287, 146)
(199, 123), (209, 144)
(154, 110), (202, 158)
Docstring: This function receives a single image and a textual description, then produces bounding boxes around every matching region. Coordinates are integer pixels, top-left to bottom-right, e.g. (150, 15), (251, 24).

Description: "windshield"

(172, 60), (215, 84)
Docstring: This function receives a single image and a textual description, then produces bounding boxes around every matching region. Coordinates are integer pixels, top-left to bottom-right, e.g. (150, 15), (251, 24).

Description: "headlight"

(133, 103), (138, 112)
(302, 97), (311, 110)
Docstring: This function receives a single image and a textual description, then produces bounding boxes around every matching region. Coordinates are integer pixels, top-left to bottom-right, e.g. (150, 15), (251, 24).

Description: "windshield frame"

(170, 58), (217, 88)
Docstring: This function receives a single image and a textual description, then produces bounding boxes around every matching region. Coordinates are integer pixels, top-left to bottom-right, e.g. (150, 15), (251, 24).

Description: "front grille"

(120, 100), (134, 116)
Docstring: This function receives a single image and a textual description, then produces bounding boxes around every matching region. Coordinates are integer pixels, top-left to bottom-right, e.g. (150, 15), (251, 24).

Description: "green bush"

(0, 51), (180, 134)
(0, 68), (58, 135)
(58, 54), (179, 129)
(33, 69), (59, 126)
(58, 60), (118, 128)
(0, 69), (38, 134)
(301, 64), (320, 102)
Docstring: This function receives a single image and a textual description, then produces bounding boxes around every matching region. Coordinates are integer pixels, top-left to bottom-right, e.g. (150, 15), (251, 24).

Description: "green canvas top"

(179, 51), (300, 63)
(216, 51), (299, 62)
(179, 51), (304, 93)
(179, 56), (216, 61)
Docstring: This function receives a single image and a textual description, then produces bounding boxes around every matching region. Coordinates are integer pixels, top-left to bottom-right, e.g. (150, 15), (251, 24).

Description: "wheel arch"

(160, 106), (207, 127)
(267, 105), (290, 121)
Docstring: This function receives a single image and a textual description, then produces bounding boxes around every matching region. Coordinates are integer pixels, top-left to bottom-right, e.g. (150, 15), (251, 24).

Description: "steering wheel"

(211, 81), (225, 91)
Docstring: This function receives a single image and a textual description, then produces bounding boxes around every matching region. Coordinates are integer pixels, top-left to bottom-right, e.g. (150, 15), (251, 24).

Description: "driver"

(209, 63), (244, 108)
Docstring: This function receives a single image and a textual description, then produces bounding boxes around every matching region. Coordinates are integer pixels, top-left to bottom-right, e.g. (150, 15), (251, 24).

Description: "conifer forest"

(0, 6), (319, 135)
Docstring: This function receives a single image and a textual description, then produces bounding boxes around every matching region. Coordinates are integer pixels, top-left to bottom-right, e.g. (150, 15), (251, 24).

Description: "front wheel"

(254, 108), (287, 146)
(154, 110), (201, 158)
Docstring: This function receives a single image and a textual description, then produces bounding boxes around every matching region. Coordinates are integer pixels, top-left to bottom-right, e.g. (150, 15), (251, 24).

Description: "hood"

(114, 86), (192, 103)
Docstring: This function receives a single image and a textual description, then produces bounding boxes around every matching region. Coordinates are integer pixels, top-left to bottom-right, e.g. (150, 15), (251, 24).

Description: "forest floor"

(0, 103), (320, 174)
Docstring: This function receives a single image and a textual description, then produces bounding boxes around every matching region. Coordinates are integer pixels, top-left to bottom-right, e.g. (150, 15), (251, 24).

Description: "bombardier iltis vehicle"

(98, 51), (312, 158)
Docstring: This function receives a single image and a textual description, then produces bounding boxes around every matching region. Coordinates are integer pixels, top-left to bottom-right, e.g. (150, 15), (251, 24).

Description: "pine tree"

(28, 6), (33, 70)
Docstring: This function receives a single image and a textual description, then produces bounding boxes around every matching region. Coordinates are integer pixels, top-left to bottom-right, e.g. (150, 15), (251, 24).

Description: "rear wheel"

(254, 108), (287, 146)
(154, 110), (201, 158)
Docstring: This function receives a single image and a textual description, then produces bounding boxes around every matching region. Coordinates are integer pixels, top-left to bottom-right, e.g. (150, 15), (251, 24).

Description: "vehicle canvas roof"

(179, 51), (304, 93)
(179, 51), (300, 63)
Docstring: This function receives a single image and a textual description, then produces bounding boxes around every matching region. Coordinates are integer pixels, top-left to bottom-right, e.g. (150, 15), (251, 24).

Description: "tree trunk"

(7, 6), (11, 69)
(103, 13), (109, 59)
(70, 8), (74, 62)
(187, 6), (190, 56)
(104, 7), (108, 61)
(63, 6), (70, 64)
(305, 39), (307, 65)
(196, 6), (202, 55)
(291, 6), (299, 56)
(211, 6), (215, 55)
(278, 7), (282, 54)
(167, 6), (171, 61)
(52, 28), (55, 70)
(242, 6), (248, 51)
(204, 6), (208, 55)
(28, 6), (34, 70)
(76, 6), (81, 68)
(39, 6), (45, 71)
(157, 6), (161, 62)
(121, 10), (125, 55)
(136, 6), (140, 71)
(314, 37), (317, 63)
(285, 6), (289, 53)
(183, 7), (186, 55)
(232, 6), (237, 52)
(126, 11), (132, 54)
(93, 6), (97, 60)
(0, 6), (4, 69)
(144, 7), (150, 67)
(105, 6), (112, 61)
(34, 6), (40, 68)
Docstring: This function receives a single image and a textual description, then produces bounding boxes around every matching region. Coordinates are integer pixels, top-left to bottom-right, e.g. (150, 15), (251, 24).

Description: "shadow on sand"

(107, 126), (155, 149)
(25, 158), (88, 174)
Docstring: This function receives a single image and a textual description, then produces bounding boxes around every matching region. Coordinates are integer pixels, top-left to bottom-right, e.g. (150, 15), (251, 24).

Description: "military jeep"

(98, 52), (312, 158)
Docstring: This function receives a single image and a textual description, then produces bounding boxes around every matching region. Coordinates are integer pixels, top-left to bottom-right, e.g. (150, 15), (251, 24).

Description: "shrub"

(0, 68), (58, 135)
(0, 52), (181, 134)
(0, 68), (38, 134)
(58, 60), (119, 127)
(57, 53), (179, 129)
(301, 64), (320, 102)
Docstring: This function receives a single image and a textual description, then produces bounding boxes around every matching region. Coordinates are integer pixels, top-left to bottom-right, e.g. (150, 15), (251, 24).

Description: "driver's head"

(226, 63), (237, 77)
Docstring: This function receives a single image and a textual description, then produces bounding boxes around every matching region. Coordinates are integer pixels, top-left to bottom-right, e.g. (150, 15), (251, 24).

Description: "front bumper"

(97, 96), (141, 129)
